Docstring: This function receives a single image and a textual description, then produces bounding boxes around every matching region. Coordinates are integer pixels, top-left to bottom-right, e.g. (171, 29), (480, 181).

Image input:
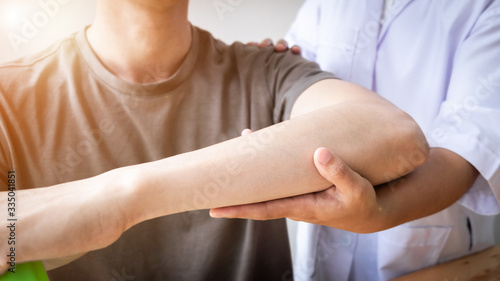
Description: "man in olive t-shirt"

(0, 1), (427, 280)
(0, 25), (333, 280)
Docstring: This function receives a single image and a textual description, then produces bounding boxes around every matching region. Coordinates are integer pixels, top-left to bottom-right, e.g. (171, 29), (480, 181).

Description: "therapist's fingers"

(259, 38), (273, 48)
(313, 147), (377, 216)
(275, 39), (302, 55)
(274, 40), (301, 54)
(314, 148), (367, 195)
(210, 194), (315, 221)
(275, 39), (288, 52)
(246, 39), (301, 55)
(290, 45), (302, 55)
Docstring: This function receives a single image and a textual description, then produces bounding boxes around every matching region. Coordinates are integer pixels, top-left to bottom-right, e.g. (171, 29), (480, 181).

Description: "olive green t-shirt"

(0, 26), (335, 280)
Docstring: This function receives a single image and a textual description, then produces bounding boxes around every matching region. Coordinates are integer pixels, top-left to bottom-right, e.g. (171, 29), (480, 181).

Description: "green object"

(0, 262), (49, 281)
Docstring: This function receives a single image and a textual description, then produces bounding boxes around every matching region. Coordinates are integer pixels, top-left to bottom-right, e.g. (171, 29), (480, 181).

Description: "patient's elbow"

(396, 112), (430, 174)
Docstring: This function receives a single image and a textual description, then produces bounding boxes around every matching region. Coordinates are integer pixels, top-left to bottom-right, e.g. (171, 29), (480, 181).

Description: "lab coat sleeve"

(284, 0), (320, 62)
(428, 5), (500, 215)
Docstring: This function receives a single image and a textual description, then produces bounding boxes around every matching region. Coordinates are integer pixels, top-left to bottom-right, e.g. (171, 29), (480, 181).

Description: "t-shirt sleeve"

(260, 48), (336, 123)
(427, 5), (500, 215)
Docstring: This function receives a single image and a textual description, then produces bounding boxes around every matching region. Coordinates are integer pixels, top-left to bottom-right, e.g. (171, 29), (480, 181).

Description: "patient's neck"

(86, 0), (192, 83)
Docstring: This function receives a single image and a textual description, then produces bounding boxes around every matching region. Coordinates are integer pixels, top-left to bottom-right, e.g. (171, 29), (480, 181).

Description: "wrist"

(370, 185), (401, 232)
(370, 200), (393, 232)
(96, 166), (142, 232)
(107, 160), (181, 228)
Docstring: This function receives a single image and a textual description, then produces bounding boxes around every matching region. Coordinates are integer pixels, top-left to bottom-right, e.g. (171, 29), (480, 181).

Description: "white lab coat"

(286, 0), (500, 280)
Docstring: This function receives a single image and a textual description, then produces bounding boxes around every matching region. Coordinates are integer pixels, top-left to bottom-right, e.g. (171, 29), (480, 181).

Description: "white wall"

(0, 0), (96, 63)
(189, 0), (304, 44)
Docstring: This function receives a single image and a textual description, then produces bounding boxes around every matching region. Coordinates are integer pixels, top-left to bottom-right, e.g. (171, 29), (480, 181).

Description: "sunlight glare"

(1, 3), (25, 30)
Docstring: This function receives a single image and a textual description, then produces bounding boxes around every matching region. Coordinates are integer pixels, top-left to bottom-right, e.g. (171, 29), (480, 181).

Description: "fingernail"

(242, 129), (252, 136)
(318, 149), (332, 166)
(209, 210), (221, 218)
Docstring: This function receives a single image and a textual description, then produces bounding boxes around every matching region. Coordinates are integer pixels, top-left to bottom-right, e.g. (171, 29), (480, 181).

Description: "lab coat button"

(342, 235), (352, 247)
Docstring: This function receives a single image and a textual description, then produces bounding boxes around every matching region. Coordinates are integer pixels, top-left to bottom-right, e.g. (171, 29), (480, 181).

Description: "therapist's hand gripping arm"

(211, 146), (476, 233)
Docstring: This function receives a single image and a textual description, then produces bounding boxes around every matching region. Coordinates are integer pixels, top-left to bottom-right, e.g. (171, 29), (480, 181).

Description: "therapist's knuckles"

(257, 202), (283, 220)
(245, 39), (301, 54)
(268, 198), (306, 220)
(309, 183), (378, 230)
(290, 196), (322, 222)
(275, 39), (288, 52)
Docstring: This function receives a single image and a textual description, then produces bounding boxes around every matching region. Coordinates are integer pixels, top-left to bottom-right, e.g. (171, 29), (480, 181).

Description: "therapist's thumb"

(313, 147), (360, 193)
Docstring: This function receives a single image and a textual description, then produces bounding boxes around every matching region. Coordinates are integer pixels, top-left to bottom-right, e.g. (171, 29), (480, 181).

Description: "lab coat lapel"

(315, 0), (384, 89)
(349, 0), (384, 89)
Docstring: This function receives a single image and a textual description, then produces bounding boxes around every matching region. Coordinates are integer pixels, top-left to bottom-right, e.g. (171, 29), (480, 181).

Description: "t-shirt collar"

(75, 24), (199, 97)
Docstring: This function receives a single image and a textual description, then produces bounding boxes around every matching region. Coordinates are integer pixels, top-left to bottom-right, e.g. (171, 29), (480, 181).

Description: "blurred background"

(0, 0), (498, 263)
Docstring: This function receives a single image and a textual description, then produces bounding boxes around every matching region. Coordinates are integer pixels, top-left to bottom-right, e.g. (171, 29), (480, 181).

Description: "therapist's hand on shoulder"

(210, 134), (383, 234)
(247, 39), (302, 54)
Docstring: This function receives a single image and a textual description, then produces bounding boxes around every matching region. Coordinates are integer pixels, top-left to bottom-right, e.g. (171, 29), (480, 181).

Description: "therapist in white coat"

(214, 0), (500, 280)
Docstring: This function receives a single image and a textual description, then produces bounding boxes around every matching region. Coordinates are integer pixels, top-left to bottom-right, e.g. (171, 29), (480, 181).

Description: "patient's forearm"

(129, 103), (427, 223)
